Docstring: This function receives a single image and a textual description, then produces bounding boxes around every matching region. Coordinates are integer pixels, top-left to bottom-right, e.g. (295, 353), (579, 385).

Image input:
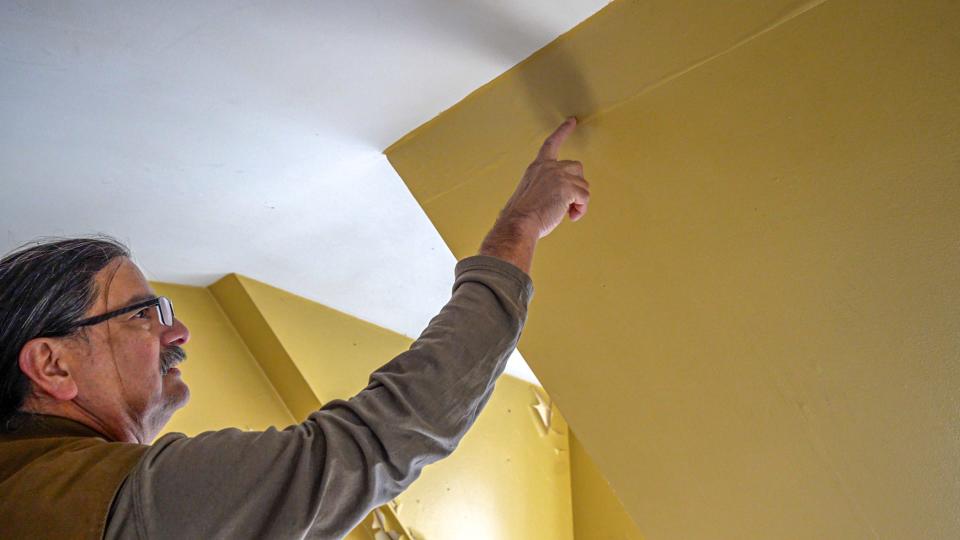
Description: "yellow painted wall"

(386, 1), (960, 538)
(394, 377), (571, 540)
(218, 274), (575, 540)
(569, 432), (644, 540)
(150, 283), (295, 436)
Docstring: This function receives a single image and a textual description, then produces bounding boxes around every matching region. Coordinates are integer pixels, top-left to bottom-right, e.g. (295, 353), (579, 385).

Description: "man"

(0, 118), (589, 539)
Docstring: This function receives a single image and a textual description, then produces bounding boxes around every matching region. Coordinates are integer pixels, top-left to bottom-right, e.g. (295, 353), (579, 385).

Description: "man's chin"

(144, 380), (191, 443)
(163, 375), (191, 411)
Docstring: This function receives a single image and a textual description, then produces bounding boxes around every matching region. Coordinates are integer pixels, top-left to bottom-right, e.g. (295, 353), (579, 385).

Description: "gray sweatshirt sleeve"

(103, 255), (534, 540)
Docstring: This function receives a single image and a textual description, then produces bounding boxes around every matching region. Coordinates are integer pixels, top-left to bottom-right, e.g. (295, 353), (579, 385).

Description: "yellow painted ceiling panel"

(387, 1), (960, 538)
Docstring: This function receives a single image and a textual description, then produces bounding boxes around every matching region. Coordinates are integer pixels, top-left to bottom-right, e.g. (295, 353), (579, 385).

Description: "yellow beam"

(208, 274), (321, 422)
(227, 274), (413, 404)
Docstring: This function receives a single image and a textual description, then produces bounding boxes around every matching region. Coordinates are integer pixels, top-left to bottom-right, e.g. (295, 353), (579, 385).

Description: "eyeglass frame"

(70, 296), (176, 330)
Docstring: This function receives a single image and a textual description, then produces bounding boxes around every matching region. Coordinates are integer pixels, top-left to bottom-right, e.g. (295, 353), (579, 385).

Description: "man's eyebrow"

(120, 293), (157, 306)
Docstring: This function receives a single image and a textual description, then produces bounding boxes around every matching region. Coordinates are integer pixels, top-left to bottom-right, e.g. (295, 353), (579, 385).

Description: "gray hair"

(0, 236), (130, 430)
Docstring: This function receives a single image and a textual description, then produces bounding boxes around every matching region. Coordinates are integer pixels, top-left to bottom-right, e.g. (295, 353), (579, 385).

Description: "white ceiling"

(0, 1), (609, 385)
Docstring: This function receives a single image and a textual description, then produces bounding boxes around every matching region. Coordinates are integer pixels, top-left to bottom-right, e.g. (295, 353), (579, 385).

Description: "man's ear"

(18, 338), (78, 402)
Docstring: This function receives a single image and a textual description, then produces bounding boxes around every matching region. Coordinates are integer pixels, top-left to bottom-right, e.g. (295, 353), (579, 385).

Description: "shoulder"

(0, 435), (151, 540)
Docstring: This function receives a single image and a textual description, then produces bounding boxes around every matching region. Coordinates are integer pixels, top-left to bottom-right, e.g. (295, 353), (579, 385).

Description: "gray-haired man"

(0, 118), (588, 539)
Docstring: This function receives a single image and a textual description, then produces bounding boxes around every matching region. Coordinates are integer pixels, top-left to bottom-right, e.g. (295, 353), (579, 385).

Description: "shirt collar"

(0, 413), (111, 441)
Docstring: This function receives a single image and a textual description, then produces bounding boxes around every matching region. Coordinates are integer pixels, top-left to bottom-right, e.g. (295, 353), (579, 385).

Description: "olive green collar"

(0, 413), (111, 441)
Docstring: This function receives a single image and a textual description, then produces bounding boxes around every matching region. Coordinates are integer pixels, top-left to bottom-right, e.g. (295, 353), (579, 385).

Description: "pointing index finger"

(537, 117), (577, 161)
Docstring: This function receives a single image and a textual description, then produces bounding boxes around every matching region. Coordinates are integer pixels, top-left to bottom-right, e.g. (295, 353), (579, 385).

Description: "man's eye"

(133, 308), (150, 319)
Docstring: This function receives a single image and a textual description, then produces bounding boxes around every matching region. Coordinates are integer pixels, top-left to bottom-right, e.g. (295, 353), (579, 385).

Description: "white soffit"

(0, 0), (609, 385)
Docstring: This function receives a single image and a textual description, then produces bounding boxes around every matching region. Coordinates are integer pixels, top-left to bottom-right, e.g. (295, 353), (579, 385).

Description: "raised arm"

(104, 118), (590, 539)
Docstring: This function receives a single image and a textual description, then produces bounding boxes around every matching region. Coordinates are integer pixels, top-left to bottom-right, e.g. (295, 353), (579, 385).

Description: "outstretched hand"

(499, 117), (590, 239)
(479, 117), (591, 273)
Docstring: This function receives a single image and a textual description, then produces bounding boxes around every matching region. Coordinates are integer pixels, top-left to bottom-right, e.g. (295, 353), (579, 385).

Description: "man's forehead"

(92, 257), (156, 310)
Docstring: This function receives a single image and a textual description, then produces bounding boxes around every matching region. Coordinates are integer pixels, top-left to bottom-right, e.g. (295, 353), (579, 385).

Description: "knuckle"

(566, 162), (584, 175)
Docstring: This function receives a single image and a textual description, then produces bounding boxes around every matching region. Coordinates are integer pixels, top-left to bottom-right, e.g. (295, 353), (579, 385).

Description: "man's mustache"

(160, 346), (187, 375)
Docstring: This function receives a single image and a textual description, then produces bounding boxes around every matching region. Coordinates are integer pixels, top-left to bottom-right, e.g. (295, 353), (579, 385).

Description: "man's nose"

(162, 318), (190, 347)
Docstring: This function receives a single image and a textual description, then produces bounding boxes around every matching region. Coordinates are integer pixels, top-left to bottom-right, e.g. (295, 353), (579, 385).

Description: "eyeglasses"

(71, 296), (175, 330)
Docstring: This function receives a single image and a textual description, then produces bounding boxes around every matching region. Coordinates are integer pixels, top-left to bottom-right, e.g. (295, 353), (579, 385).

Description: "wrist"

(494, 214), (539, 240)
(478, 216), (538, 274)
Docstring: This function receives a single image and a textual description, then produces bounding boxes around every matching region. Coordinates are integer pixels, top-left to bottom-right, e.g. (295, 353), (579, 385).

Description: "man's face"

(65, 257), (191, 442)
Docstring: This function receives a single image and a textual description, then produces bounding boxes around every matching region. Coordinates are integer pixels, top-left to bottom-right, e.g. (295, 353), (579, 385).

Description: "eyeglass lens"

(158, 297), (175, 326)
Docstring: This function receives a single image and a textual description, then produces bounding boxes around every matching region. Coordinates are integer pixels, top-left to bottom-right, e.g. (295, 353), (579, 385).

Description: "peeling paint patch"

(532, 387), (553, 434)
